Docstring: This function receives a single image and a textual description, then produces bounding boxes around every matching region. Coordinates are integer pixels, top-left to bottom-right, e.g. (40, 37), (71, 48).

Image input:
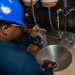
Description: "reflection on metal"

(36, 45), (72, 72)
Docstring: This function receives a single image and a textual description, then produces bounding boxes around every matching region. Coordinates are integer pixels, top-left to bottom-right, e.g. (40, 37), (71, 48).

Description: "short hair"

(0, 20), (20, 27)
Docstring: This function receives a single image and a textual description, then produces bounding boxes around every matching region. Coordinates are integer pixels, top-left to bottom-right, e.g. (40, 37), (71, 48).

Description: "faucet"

(57, 8), (64, 39)
(57, 8), (64, 31)
(57, 7), (75, 40)
(64, 8), (75, 16)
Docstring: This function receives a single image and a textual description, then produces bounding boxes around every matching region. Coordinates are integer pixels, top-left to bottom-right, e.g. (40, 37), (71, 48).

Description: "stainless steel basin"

(36, 45), (72, 72)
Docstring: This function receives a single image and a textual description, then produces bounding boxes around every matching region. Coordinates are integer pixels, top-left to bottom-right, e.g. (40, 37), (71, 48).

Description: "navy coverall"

(0, 35), (54, 75)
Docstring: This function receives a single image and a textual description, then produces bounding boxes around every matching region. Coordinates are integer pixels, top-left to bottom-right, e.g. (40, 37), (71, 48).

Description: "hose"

(31, 0), (38, 26)
(48, 7), (54, 29)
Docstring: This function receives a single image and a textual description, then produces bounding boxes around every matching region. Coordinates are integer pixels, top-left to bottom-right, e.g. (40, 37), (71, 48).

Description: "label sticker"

(1, 6), (11, 14)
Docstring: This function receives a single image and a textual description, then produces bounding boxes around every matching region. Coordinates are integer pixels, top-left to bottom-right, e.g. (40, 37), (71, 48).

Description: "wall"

(20, 0), (75, 32)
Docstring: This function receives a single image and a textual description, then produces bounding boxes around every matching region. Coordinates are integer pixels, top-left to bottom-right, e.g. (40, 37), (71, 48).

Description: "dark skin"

(0, 24), (40, 42)
(0, 23), (54, 70)
(0, 24), (22, 42)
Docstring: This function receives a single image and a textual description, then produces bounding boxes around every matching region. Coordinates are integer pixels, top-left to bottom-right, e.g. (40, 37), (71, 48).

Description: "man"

(0, 0), (54, 75)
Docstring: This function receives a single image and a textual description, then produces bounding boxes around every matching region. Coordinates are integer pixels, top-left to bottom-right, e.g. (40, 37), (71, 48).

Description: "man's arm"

(19, 26), (40, 49)
(19, 34), (34, 49)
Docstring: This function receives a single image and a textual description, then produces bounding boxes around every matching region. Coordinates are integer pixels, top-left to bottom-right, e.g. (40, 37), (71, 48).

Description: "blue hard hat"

(0, 0), (26, 27)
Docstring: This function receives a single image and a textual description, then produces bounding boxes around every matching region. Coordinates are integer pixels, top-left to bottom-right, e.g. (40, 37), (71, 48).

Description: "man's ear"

(1, 25), (9, 35)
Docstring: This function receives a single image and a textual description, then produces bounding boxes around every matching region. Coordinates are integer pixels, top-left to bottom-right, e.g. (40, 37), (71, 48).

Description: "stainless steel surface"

(26, 24), (75, 75)
(36, 45), (72, 72)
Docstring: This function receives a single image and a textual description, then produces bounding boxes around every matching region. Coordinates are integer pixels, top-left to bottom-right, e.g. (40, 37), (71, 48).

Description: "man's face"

(8, 24), (25, 42)
(0, 23), (25, 42)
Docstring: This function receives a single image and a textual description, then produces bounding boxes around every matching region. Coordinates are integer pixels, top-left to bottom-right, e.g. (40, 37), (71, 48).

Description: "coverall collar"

(0, 40), (21, 48)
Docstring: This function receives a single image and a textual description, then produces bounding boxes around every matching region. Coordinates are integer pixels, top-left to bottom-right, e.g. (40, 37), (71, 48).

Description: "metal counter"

(26, 23), (75, 75)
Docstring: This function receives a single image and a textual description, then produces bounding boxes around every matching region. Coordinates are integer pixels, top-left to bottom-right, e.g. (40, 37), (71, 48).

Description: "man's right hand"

(30, 26), (40, 38)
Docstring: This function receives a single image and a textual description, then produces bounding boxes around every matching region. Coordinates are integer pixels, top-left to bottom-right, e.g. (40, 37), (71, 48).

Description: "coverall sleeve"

(19, 34), (34, 49)
(21, 63), (54, 75)
(44, 68), (54, 75)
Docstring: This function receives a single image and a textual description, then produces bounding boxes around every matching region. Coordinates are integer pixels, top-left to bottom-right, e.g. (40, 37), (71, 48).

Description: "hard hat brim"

(17, 20), (27, 27)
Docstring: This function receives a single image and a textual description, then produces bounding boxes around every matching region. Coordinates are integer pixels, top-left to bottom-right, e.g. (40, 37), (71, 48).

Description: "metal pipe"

(64, 8), (75, 16)
(56, 8), (63, 30)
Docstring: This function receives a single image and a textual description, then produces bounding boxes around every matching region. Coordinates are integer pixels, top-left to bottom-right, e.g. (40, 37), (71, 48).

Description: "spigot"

(57, 8), (64, 32)
(64, 7), (75, 16)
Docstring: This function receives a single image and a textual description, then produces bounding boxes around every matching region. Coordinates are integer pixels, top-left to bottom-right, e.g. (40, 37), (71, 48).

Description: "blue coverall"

(0, 35), (54, 75)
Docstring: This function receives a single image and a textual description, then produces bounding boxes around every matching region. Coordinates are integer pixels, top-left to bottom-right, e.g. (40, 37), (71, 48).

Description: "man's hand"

(42, 59), (57, 70)
(30, 26), (40, 38)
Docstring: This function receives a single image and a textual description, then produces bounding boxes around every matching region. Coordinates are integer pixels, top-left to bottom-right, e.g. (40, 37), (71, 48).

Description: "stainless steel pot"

(36, 45), (72, 72)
